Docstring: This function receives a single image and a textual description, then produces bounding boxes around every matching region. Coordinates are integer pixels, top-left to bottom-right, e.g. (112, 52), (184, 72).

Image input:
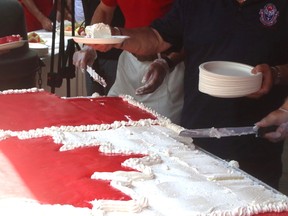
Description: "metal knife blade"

(179, 126), (277, 138)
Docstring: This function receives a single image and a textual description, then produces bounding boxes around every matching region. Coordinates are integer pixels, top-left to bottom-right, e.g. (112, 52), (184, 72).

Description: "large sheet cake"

(0, 88), (287, 216)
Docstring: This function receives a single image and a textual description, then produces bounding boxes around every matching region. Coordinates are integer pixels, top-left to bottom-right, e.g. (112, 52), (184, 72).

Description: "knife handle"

(257, 125), (278, 137)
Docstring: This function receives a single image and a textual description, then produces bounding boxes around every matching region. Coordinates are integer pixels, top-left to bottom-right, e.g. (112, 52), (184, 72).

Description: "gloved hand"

(256, 106), (288, 142)
(73, 46), (97, 72)
(136, 58), (169, 95)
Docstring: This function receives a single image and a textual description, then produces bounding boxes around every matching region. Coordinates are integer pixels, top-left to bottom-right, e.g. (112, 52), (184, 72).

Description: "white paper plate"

(72, 36), (129, 45)
(0, 41), (26, 51)
(29, 43), (49, 57)
(200, 61), (255, 77)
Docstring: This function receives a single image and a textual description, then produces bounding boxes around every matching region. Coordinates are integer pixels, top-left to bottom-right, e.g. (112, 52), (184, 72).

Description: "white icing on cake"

(85, 23), (111, 38)
(6, 125), (283, 216)
(0, 87), (43, 95)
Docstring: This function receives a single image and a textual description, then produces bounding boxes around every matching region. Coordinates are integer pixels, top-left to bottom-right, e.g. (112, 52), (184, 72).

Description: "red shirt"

(19, 0), (53, 32)
(102, 0), (174, 28)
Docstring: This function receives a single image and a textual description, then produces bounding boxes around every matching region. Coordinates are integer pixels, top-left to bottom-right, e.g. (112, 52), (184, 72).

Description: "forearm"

(22, 0), (47, 23)
(117, 27), (171, 56)
(90, 2), (115, 25)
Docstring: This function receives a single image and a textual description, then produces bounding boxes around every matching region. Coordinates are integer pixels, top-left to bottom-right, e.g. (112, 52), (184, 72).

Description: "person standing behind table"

(87, 0), (288, 189)
(74, 0), (185, 124)
(19, 0), (53, 32)
(74, 0), (124, 96)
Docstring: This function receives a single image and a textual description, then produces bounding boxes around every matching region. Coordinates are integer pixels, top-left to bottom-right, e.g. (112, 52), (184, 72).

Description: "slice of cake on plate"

(85, 23), (112, 38)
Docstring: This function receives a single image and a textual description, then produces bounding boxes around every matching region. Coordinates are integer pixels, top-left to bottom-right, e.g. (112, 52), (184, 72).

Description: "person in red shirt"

(100, 0), (173, 28)
(19, 0), (54, 32)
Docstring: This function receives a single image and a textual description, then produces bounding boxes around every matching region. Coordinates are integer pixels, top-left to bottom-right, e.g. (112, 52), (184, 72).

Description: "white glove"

(73, 45), (97, 71)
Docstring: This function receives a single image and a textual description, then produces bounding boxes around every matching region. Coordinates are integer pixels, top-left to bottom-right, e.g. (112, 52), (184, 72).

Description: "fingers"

(247, 64), (273, 99)
(256, 109), (288, 142)
(73, 47), (97, 71)
(43, 20), (53, 32)
(136, 83), (154, 95)
(88, 44), (114, 52)
(136, 66), (165, 95)
(136, 59), (169, 95)
(261, 123), (288, 142)
(263, 131), (282, 143)
(256, 111), (279, 128)
(136, 70), (158, 94)
(136, 72), (156, 95)
(73, 51), (87, 70)
(141, 68), (153, 84)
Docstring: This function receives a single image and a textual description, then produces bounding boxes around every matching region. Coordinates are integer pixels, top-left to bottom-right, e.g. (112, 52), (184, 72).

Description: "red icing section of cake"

(67, 97), (157, 123)
(0, 136), (145, 208)
(0, 91), (157, 131)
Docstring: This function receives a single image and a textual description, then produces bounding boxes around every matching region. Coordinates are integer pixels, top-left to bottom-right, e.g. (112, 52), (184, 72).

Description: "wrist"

(161, 56), (175, 72)
(153, 59), (170, 74)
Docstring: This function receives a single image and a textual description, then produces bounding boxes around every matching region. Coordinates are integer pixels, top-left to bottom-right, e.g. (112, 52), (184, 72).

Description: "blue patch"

(259, 3), (279, 27)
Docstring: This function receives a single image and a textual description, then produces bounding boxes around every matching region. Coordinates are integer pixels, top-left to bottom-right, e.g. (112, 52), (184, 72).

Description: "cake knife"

(179, 125), (277, 138)
(86, 66), (107, 88)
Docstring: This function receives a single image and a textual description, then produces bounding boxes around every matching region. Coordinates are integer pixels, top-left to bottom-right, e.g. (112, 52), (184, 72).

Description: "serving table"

(26, 31), (288, 216)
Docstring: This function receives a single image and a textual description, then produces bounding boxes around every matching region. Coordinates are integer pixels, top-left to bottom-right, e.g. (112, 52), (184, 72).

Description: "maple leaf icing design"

(0, 136), (145, 208)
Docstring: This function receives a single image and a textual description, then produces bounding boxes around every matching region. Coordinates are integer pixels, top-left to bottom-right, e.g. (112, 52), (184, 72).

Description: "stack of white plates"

(198, 61), (263, 98)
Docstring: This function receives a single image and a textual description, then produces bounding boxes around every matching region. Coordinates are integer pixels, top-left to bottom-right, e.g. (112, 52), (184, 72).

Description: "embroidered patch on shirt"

(259, 3), (279, 26)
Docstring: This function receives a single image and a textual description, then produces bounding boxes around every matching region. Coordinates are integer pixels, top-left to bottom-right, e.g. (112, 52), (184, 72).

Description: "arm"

(56, 0), (72, 22)
(90, 1), (116, 25)
(90, 26), (172, 56)
(22, 0), (53, 31)
(119, 27), (171, 56)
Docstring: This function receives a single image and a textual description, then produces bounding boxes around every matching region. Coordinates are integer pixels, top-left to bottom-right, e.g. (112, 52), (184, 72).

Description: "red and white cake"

(0, 88), (287, 216)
